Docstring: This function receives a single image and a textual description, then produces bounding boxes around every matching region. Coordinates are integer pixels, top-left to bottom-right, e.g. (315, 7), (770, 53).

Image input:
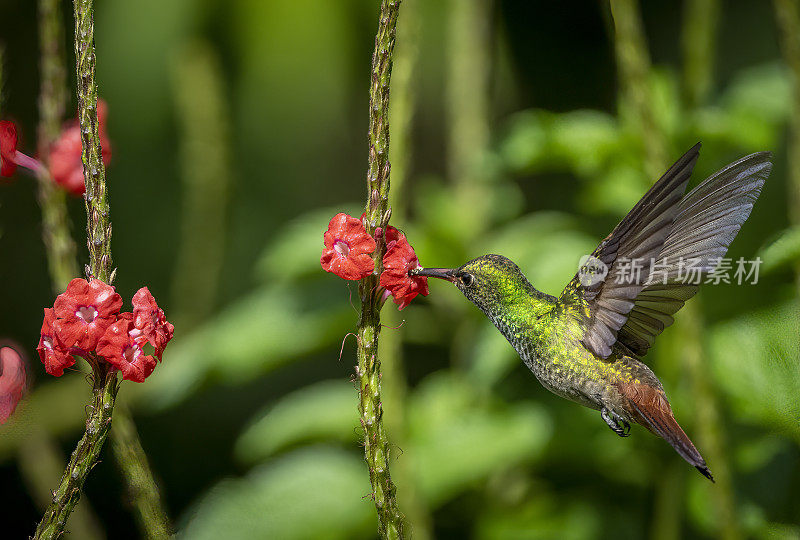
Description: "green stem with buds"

(382, 1), (433, 536)
(73, 0), (113, 283)
(34, 362), (119, 540)
(34, 1), (119, 537)
(357, 1), (404, 538)
(36, 1), (172, 537)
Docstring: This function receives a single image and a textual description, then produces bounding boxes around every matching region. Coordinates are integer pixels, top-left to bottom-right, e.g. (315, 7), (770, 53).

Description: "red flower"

(131, 287), (174, 360)
(48, 99), (112, 196)
(0, 346), (27, 423)
(0, 120), (19, 177)
(53, 278), (123, 351)
(379, 227), (429, 310)
(37, 308), (75, 377)
(97, 314), (157, 383)
(320, 213), (377, 280)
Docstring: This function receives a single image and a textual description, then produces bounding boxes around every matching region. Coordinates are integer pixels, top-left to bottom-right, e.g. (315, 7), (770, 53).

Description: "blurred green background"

(1, 0), (799, 538)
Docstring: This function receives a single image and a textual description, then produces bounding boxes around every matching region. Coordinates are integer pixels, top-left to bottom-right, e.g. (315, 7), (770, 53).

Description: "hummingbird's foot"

(601, 407), (631, 437)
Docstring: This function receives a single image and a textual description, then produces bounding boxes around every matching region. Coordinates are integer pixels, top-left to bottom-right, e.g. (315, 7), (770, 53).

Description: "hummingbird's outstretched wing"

(615, 152), (772, 356)
(559, 143), (702, 358)
(561, 146), (772, 359)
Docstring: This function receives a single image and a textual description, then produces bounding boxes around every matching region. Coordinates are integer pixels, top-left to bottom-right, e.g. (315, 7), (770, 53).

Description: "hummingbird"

(414, 143), (772, 480)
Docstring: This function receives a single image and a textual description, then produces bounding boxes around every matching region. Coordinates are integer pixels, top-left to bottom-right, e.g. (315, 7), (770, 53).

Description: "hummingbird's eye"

(459, 273), (474, 287)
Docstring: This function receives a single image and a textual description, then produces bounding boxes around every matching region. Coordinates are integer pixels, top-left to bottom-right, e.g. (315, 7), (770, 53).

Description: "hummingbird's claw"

(601, 407), (631, 438)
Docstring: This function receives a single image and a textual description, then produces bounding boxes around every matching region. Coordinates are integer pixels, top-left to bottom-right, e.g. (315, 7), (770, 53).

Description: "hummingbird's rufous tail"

(617, 382), (714, 481)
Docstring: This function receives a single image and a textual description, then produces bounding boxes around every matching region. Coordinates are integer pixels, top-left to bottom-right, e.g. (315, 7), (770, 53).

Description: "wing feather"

(560, 148), (772, 359)
(560, 144), (701, 358)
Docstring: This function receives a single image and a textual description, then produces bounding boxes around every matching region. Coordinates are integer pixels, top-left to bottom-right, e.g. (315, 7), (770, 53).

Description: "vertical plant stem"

(34, 365), (119, 540)
(29, 3), (105, 538)
(382, 2), (433, 537)
(107, 410), (171, 539)
(649, 461), (683, 540)
(110, 403), (171, 539)
(609, 0), (668, 180)
(447, 0), (493, 239)
(357, 1), (404, 538)
(678, 308), (739, 539)
(35, 1), (173, 537)
(18, 430), (105, 540)
(447, 0), (491, 189)
(34, 1), (120, 537)
(37, 0), (79, 291)
(73, 0), (112, 283)
(774, 0), (800, 292)
(169, 40), (231, 331)
(612, 2), (738, 539)
(679, 5), (739, 538)
(681, 0), (720, 109)
(387, 0), (418, 216)
(3, 27), (99, 540)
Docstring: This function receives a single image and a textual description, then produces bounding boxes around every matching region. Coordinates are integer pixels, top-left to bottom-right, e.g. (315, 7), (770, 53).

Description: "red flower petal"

(320, 213), (376, 280)
(379, 227), (429, 310)
(37, 308), (76, 377)
(0, 346), (27, 423)
(52, 278), (122, 350)
(97, 318), (157, 383)
(131, 287), (173, 360)
(0, 121), (19, 178)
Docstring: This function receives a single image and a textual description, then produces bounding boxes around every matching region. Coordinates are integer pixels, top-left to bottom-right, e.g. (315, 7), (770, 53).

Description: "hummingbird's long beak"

(411, 267), (457, 281)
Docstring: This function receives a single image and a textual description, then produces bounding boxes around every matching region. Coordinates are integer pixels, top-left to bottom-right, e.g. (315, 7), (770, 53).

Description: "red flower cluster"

(38, 278), (173, 382)
(0, 100), (112, 195)
(380, 227), (429, 309)
(320, 212), (429, 310)
(0, 346), (27, 424)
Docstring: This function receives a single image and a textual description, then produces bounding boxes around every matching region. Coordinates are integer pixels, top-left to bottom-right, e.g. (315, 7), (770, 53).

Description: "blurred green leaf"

(738, 501), (800, 540)
(754, 522), (800, 540)
(583, 162), (649, 216)
(500, 109), (621, 176)
(406, 372), (553, 505)
(734, 435), (787, 473)
(235, 380), (358, 464)
(476, 498), (601, 540)
(709, 300), (800, 439)
(698, 63), (790, 149)
(178, 446), (375, 540)
(464, 322), (518, 391)
(722, 63), (791, 126)
(415, 180), (524, 245)
(135, 284), (353, 411)
(254, 205), (364, 283)
(759, 226), (800, 274)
